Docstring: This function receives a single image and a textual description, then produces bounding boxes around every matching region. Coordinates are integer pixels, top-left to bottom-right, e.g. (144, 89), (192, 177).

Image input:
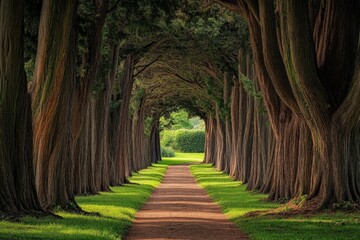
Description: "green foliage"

(160, 110), (205, 132)
(190, 164), (360, 240)
(174, 129), (205, 152)
(241, 74), (267, 115)
(161, 127), (205, 152)
(144, 117), (154, 138)
(129, 84), (146, 115)
(161, 130), (176, 148)
(160, 146), (175, 157)
(160, 110), (192, 130)
(189, 116), (205, 130)
(24, 0), (41, 80)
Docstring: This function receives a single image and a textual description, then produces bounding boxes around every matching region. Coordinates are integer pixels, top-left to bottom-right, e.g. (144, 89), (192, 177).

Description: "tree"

(32, 0), (79, 210)
(214, 0), (360, 207)
(0, 0), (43, 216)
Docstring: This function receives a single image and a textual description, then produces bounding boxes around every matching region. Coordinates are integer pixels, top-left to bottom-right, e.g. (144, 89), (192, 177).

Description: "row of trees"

(136, 0), (360, 208)
(207, 0), (360, 207)
(1, 0), (359, 218)
(1, 0), (174, 216)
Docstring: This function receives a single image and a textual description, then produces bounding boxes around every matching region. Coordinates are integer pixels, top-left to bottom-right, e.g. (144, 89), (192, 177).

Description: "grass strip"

(0, 153), (202, 240)
(0, 164), (168, 240)
(190, 164), (360, 240)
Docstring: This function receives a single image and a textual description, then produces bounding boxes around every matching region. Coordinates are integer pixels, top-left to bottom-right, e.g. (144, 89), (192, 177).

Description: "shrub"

(174, 129), (205, 153)
(161, 130), (176, 148)
(161, 146), (175, 157)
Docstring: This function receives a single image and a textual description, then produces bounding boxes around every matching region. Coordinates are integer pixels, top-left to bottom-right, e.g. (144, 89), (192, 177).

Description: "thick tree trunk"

(131, 96), (148, 171)
(204, 116), (216, 164)
(216, 0), (360, 207)
(111, 55), (135, 185)
(150, 119), (161, 163)
(124, 116), (135, 177)
(278, 0), (360, 206)
(229, 81), (240, 177)
(71, 0), (110, 195)
(32, 0), (78, 209)
(214, 106), (225, 171)
(231, 48), (251, 180)
(240, 92), (254, 183)
(223, 73), (232, 174)
(0, 0), (43, 216)
(247, 80), (269, 191)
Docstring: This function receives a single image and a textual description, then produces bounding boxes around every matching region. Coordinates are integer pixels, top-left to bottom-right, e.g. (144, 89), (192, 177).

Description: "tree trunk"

(214, 106), (225, 171)
(229, 81), (240, 177)
(150, 119), (161, 163)
(204, 116), (216, 164)
(70, 0), (109, 195)
(32, 0), (78, 210)
(223, 72), (232, 174)
(0, 0), (44, 216)
(216, 0), (360, 207)
(125, 116), (135, 177)
(240, 91), (254, 183)
(111, 55), (135, 185)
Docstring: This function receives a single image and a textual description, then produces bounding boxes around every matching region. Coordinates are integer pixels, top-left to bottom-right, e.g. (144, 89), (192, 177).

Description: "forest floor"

(0, 153), (359, 239)
(124, 164), (248, 240)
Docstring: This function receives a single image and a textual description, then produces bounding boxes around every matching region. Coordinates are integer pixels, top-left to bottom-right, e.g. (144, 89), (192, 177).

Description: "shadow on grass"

(0, 153), (204, 240)
(190, 164), (360, 240)
(0, 163), (168, 240)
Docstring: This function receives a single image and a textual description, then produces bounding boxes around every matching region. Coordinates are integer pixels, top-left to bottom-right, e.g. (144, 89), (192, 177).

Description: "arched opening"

(159, 109), (205, 157)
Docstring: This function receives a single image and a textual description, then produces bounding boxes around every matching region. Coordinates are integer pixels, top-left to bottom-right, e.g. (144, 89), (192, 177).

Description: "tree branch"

(133, 55), (162, 78)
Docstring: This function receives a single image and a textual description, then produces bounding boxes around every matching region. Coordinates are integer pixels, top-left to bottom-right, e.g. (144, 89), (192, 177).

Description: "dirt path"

(125, 164), (248, 240)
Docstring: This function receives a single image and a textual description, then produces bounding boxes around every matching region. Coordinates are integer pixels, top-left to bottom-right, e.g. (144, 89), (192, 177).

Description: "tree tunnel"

(1, 0), (360, 218)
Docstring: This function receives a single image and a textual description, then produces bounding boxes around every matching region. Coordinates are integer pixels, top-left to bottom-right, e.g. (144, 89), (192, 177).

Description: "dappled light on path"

(125, 165), (248, 240)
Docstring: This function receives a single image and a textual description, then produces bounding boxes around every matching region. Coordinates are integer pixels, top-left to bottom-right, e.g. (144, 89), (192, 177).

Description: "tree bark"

(32, 0), (79, 209)
(214, 105), (225, 171)
(111, 55), (135, 185)
(150, 118), (162, 163)
(204, 116), (216, 164)
(0, 0), (43, 216)
(71, 0), (110, 195)
(216, 0), (360, 207)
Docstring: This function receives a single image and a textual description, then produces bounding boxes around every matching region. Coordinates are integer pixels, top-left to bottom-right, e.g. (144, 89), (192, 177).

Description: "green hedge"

(160, 146), (175, 157)
(174, 129), (205, 153)
(161, 129), (205, 153)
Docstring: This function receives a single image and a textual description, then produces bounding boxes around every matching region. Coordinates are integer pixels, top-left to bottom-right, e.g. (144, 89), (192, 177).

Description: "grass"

(0, 152), (202, 240)
(190, 164), (360, 240)
(161, 152), (203, 165)
(4, 153), (357, 240)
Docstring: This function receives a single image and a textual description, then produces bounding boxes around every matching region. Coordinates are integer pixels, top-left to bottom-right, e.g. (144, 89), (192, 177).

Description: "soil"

(124, 164), (249, 240)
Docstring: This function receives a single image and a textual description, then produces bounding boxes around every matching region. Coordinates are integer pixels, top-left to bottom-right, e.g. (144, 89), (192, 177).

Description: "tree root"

(0, 209), (56, 222)
(52, 200), (101, 217)
(245, 197), (360, 218)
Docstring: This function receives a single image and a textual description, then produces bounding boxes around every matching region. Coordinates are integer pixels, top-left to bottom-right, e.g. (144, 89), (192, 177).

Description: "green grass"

(190, 164), (360, 240)
(0, 153), (202, 240)
(161, 152), (203, 165)
(6, 153), (357, 240)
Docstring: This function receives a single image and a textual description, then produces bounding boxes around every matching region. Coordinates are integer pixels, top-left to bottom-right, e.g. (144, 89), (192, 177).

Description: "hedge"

(174, 129), (205, 153)
(161, 129), (205, 152)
